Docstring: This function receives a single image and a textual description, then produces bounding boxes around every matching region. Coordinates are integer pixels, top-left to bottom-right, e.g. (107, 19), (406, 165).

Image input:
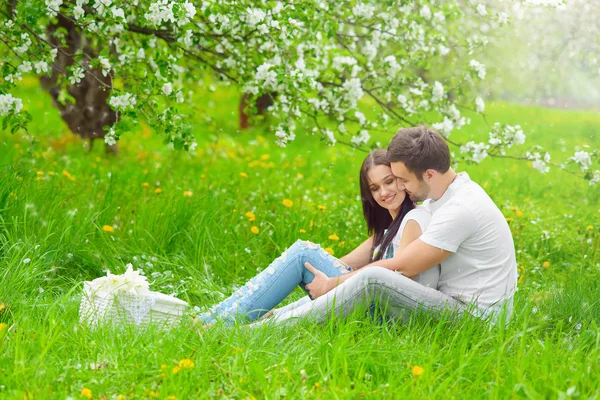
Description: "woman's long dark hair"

(359, 149), (415, 262)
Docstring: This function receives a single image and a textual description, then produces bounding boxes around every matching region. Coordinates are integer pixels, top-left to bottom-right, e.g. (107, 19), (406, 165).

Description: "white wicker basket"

(79, 281), (189, 329)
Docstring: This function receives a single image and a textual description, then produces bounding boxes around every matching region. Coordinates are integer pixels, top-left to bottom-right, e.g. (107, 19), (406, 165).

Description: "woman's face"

(367, 164), (407, 212)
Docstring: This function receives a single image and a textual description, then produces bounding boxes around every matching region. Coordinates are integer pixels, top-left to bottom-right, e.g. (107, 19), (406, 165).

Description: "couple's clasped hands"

(304, 262), (341, 299)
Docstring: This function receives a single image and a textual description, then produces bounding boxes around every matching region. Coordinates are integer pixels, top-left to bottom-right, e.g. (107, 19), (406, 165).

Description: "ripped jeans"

(197, 239), (441, 325)
(197, 240), (350, 325)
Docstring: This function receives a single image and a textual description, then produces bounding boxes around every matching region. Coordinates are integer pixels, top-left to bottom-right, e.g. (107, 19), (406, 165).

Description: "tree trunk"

(40, 13), (117, 153)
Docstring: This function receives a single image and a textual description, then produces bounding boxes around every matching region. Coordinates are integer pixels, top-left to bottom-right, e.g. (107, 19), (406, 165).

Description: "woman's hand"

(304, 262), (338, 299)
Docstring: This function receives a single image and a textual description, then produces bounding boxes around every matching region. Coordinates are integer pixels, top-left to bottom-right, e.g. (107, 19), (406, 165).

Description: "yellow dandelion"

(37, 171), (44, 176)
(412, 365), (424, 377)
(245, 211), (256, 222)
(542, 261), (550, 268)
(324, 248), (334, 255)
(167, 396), (177, 400)
(518, 275), (524, 284)
(0, 323), (8, 333)
(339, 241), (345, 247)
(155, 188), (162, 194)
(48, 171), (56, 176)
(102, 225), (115, 233)
(328, 234), (339, 241)
(142, 182), (150, 187)
(183, 191), (193, 197)
(81, 388), (92, 399)
(586, 225), (594, 231)
(178, 359), (195, 369)
(251, 226), (259, 234)
(338, 199), (345, 204)
(62, 170), (76, 181)
(505, 217), (513, 223)
(297, 173), (304, 179)
(260, 154), (270, 160)
(317, 205), (326, 211)
(282, 199), (293, 208)
(240, 172), (248, 178)
(299, 229), (306, 233)
(516, 210), (523, 217)
(0, 303), (5, 312)
(172, 365), (181, 374)
(160, 364), (167, 370)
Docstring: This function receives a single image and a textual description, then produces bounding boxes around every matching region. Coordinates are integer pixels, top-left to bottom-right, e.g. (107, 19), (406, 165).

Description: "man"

(273, 126), (517, 324)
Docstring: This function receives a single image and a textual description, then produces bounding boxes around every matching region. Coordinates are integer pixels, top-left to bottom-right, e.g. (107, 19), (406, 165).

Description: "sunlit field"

(1, 78), (600, 399)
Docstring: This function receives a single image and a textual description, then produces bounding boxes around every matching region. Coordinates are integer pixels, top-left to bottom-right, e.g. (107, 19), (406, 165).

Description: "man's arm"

(304, 239), (451, 298)
(304, 220), (451, 298)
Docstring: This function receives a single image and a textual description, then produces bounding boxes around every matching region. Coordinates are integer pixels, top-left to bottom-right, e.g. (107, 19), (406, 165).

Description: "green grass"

(1, 78), (600, 399)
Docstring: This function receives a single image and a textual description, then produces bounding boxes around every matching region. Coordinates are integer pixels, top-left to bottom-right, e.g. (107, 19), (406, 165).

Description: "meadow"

(1, 78), (599, 399)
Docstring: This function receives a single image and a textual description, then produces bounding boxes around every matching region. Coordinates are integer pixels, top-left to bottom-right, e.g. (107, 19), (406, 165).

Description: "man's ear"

(423, 169), (436, 182)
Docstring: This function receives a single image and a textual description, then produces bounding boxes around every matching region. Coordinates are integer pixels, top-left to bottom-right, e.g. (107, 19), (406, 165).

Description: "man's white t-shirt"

(420, 172), (517, 317)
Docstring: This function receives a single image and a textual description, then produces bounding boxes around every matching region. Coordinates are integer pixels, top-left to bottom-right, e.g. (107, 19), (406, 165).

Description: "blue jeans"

(197, 240), (350, 324)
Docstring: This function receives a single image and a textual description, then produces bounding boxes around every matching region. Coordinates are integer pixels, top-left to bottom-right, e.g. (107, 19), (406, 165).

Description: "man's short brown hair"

(387, 126), (451, 177)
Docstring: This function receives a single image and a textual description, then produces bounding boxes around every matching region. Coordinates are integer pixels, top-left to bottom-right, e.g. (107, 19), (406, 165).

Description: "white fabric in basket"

(79, 281), (188, 328)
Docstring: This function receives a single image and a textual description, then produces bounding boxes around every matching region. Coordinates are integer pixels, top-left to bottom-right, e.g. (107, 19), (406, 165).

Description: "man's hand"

(304, 262), (337, 299)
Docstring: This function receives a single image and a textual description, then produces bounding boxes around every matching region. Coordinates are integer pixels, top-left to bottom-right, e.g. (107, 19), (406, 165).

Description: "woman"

(197, 149), (439, 325)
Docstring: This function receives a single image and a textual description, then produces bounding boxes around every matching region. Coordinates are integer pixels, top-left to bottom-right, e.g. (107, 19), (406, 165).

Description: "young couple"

(196, 126), (518, 326)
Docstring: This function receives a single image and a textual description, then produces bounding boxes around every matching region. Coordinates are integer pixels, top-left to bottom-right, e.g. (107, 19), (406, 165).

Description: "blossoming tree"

(0, 0), (597, 182)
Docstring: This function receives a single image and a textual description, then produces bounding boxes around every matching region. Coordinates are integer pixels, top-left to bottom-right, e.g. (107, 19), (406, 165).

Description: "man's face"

(390, 161), (431, 202)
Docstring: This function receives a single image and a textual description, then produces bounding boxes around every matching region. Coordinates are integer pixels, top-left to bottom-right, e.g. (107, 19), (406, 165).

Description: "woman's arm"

(339, 236), (374, 270)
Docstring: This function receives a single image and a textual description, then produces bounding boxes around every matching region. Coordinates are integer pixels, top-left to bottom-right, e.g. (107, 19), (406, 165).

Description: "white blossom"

(324, 129), (336, 145)
(355, 111), (366, 126)
(469, 59), (486, 79)
(93, 0), (112, 15)
(589, 171), (600, 185)
(0, 94), (23, 116)
(162, 82), (173, 96)
(476, 4), (488, 16)
(420, 5), (432, 20)
(68, 66), (85, 85)
(497, 12), (509, 25)
(431, 81), (444, 102)
(111, 7), (125, 20)
(352, 3), (375, 18)
(461, 141), (489, 163)
(109, 92), (137, 111)
(255, 62), (278, 89)
(571, 151), (592, 171)
(183, 1), (196, 19)
(46, 0), (63, 18)
(98, 56), (111, 77)
(383, 55), (402, 76)
(532, 159), (550, 173)
(73, 5), (85, 19)
(34, 61), (49, 74)
(351, 130), (370, 146)
(246, 8), (266, 26)
(145, 0), (176, 26)
(342, 78), (363, 108)
(18, 62), (33, 73)
(475, 96), (485, 113)
(433, 117), (454, 138)
(104, 127), (117, 146)
(332, 56), (357, 71)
